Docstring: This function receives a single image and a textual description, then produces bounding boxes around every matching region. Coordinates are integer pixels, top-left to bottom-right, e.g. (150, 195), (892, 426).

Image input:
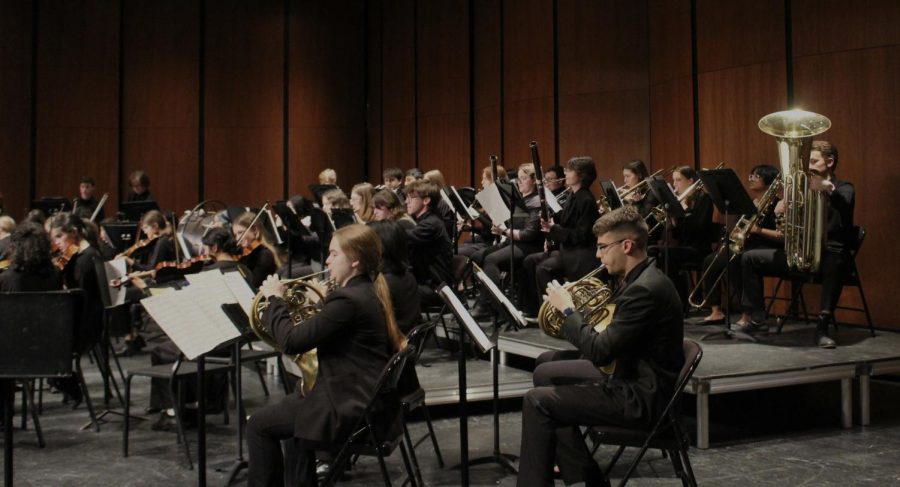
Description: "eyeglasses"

(543, 177), (564, 184)
(596, 238), (628, 255)
(748, 173), (761, 180)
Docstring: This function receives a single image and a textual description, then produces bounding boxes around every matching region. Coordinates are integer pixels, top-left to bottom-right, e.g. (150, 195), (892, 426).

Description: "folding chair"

(399, 321), (444, 485)
(587, 339), (702, 486)
(317, 345), (419, 487)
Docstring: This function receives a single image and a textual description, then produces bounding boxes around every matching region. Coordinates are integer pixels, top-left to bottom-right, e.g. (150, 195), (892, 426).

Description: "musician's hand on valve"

(774, 200), (786, 216)
(260, 274), (286, 299)
(545, 280), (575, 314)
(810, 176), (834, 194)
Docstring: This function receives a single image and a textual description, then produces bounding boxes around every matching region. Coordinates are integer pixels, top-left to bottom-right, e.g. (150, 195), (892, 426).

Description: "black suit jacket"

(385, 270), (421, 334)
(549, 186), (600, 280)
(561, 258), (684, 427)
(406, 209), (453, 286)
(826, 179), (855, 253)
(263, 274), (393, 443)
(61, 245), (104, 354)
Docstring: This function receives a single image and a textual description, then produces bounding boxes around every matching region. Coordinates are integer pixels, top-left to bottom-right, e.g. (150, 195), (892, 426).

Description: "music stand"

(31, 197), (73, 216)
(101, 222), (140, 253)
(599, 180), (623, 210)
(697, 168), (757, 342)
(330, 208), (356, 229)
(219, 303), (253, 486)
(1, 290), (79, 486)
(647, 176), (686, 276)
(307, 184), (338, 207)
(438, 286), (518, 487)
(118, 201), (159, 222)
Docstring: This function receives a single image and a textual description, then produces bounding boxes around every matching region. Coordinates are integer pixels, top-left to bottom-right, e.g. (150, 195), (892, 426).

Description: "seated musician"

(469, 163), (543, 320)
(125, 170), (154, 203)
(521, 156), (600, 318)
(350, 182), (376, 223)
(699, 164), (781, 323)
(423, 169), (457, 237)
(320, 188), (351, 218)
(458, 165), (508, 260)
(48, 213), (105, 404)
(653, 166), (715, 310)
(233, 211), (282, 290)
(404, 167), (424, 186)
(369, 220), (421, 334)
(318, 167), (338, 185)
(621, 160), (661, 232)
(404, 179), (454, 307)
(543, 164), (569, 206)
(248, 224), (406, 486)
(372, 189), (416, 230)
(277, 195), (321, 278)
(201, 227), (252, 282)
(382, 167), (406, 203)
(738, 141), (854, 348)
(518, 206), (684, 487)
(72, 176), (104, 221)
(0, 222), (62, 292)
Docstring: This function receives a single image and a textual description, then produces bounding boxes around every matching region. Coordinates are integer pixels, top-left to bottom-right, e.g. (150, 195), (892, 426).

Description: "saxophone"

(249, 270), (335, 395)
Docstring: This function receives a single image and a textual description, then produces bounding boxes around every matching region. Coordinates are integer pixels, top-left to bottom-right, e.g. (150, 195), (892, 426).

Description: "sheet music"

(141, 275), (241, 360)
(104, 257), (128, 306)
(545, 187), (562, 214)
(475, 183), (511, 226)
(473, 268), (527, 329)
(222, 271), (255, 317)
(438, 286), (494, 353)
(450, 186), (480, 219)
(439, 189), (462, 220)
(185, 269), (226, 287)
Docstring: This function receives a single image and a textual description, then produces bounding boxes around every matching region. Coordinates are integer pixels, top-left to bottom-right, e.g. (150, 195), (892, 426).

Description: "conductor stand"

(697, 169), (758, 342)
(439, 286), (518, 487)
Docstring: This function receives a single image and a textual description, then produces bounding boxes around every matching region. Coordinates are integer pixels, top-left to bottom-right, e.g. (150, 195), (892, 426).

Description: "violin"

(122, 235), (159, 258)
(52, 244), (79, 270)
(153, 255), (209, 273)
(240, 239), (261, 259)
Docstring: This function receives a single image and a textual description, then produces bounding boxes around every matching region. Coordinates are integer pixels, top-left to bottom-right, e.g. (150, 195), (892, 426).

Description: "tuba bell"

(758, 109), (831, 273)
(249, 269), (334, 395)
(537, 265), (617, 374)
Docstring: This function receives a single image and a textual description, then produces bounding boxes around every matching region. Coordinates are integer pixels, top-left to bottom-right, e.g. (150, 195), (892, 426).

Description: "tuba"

(249, 270), (334, 395)
(758, 109), (831, 273)
(537, 265), (617, 374)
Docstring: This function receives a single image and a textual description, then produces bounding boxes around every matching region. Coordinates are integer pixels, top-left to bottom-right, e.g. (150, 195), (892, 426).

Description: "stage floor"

(497, 318), (900, 448)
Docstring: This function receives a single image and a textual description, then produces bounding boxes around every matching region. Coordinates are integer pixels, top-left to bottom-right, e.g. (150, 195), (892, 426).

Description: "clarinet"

(530, 141), (551, 250)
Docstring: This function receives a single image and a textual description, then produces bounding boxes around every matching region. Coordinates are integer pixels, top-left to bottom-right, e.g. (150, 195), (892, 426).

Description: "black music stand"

(330, 208), (356, 229)
(1, 291), (78, 487)
(118, 201), (159, 222)
(599, 180), (623, 210)
(308, 207), (332, 265)
(31, 197), (73, 216)
(102, 222), (140, 253)
(438, 286), (518, 487)
(697, 169), (757, 342)
(219, 303), (253, 486)
(647, 176), (686, 276)
(307, 184), (338, 207)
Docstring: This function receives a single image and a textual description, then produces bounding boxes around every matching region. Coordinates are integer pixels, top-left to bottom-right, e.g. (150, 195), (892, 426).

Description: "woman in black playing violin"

(201, 227), (252, 285)
(120, 210), (176, 272)
(233, 211), (281, 290)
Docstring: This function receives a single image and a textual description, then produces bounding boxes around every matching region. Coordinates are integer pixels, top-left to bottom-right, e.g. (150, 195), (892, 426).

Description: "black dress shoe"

(735, 320), (769, 334)
(816, 333), (837, 349)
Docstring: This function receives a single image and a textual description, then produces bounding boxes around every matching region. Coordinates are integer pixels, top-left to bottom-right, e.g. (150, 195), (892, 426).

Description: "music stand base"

(221, 459), (248, 485)
(80, 409), (146, 431)
(700, 328), (757, 343)
(461, 452), (519, 474)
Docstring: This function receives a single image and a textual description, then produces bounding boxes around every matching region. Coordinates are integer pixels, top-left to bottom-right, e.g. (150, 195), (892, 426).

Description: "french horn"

(249, 269), (334, 395)
(537, 265), (617, 374)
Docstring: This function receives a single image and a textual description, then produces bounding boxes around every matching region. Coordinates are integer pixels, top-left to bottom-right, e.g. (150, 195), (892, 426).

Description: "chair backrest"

(666, 339), (703, 418)
(849, 225), (865, 257)
(0, 290), (81, 378)
(406, 319), (437, 362)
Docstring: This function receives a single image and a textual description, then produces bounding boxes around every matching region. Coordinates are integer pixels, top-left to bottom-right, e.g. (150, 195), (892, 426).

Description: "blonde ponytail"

(374, 272), (405, 352)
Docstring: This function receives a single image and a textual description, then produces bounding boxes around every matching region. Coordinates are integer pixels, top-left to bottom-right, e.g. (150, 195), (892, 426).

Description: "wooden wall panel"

(0, 0), (33, 220)
(792, 0), (900, 57)
(472, 0), (501, 183)
(648, 0), (694, 172)
(696, 0), (785, 72)
(204, 0), (283, 207)
(558, 0), (649, 182)
(502, 0), (555, 166)
(793, 46), (900, 327)
(122, 0), (199, 213)
(289, 0), (366, 196)
(366, 0), (384, 182)
(35, 0), (119, 209)
(380, 0), (416, 173)
(416, 0), (469, 186)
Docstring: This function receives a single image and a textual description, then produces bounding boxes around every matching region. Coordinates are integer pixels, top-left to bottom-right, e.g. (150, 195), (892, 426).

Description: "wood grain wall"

(1, 1), (898, 327)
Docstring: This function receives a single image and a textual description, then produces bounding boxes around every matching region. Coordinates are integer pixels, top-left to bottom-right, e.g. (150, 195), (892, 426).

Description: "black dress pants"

(520, 251), (564, 316)
(246, 392), (314, 487)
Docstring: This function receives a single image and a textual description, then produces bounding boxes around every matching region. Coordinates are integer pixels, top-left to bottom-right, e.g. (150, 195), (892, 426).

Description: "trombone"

(617, 167), (674, 201)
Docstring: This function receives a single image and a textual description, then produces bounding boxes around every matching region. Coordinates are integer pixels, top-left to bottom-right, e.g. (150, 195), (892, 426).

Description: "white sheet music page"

(475, 183), (511, 226)
(450, 186), (480, 219)
(222, 271), (255, 318)
(439, 188), (462, 221)
(545, 187), (562, 214)
(438, 286), (494, 353)
(104, 257), (128, 306)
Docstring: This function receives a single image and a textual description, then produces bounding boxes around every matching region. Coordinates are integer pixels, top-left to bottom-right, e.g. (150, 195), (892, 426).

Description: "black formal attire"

(741, 178), (855, 323)
(627, 189), (663, 243)
(125, 236), (176, 324)
(60, 245), (104, 354)
(435, 197), (456, 240)
(0, 236), (10, 261)
(240, 244), (278, 290)
(73, 196), (104, 221)
(246, 275), (394, 487)
(125, 190), (154, 203)
(0, 265), (62, 292)
(521, 186), (599, 315)
(652, 191), (715, 309)
(700, 197), (779, 308)
(471, 191), (542, 309)
(385, 268), (423, 394)
(406, 209), (453, 306)
(518, 258), (684, 486)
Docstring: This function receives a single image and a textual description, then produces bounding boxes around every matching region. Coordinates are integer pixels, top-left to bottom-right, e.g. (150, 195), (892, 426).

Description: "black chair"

(122, 355), (232, 469)
(766, 225), (875, 335)
(317, 345), (420, 487)
(399, 321), (444, 485)
(587, 339), (702, 487)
